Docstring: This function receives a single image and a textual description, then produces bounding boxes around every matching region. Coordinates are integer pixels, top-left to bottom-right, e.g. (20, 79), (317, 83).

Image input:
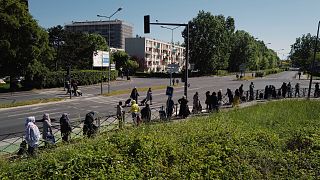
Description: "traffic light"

(144, 15), (150, 33)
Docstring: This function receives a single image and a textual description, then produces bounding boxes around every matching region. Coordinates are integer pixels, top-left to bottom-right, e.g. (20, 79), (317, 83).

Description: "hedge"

(255, 68), (283, 77)
(23, 70), (118, 89)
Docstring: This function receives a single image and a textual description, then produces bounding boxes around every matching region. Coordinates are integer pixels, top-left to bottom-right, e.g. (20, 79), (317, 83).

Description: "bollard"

(256, 90), (259, 100)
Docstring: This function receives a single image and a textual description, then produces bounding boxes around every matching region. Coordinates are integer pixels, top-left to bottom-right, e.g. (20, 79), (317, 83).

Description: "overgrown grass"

(1, 100), (320, 179)
(103, 85), (181, 97)
(0, 98), (64, 109)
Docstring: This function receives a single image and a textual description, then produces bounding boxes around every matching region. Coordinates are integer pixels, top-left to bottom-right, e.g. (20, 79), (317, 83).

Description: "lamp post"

(97, 7), (122, 94)
(308, 21), (320, 98)
(160, 26), (179, 86)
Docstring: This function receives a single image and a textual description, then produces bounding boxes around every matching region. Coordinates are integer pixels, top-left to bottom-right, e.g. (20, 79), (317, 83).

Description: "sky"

(29, 0), (320, 59)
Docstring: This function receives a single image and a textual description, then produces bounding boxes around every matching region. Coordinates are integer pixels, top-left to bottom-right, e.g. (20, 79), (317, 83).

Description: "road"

(0, 71), (316, 136)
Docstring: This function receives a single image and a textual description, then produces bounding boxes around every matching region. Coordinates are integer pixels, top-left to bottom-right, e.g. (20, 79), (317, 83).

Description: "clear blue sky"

(29, 0), (320, 59)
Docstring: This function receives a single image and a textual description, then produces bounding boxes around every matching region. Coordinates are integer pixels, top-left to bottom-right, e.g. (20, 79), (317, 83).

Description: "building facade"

(65, 20), (133, 49)
(125, 37), (185, 72)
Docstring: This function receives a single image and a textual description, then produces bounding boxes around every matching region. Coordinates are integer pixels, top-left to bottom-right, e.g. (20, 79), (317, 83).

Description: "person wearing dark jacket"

(166, 96), (175, 119)
(205, 91), (211, 111)
(60, 113), (72, 142)
(130, 87), (139, 102)
(226, 88), (234, 105)
(83, 112), (98, 138)
(178, 96), (190, 118)
(211, 92), (219, 112)
(141, 104), (151, 123)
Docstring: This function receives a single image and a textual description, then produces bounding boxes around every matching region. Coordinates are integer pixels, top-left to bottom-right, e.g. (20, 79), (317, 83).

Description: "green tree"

(112, 51), (129, 70)
(290, 33), (320, 70)
(59, 32), (108, 70)
(0, 0), (54, 89)
(182, 11), (234, 74)
(48, 25), (65, 70)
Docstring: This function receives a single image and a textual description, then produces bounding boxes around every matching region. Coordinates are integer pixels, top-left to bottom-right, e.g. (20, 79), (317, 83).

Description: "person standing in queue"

(60, 113), (72, 142)
(24, 116), (41, 156)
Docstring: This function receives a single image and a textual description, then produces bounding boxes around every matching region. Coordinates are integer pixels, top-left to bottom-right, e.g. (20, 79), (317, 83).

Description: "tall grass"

(1, 100), (320, 179)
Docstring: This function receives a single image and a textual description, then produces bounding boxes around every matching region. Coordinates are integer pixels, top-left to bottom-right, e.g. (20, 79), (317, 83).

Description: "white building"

(125, 37), (185, 72)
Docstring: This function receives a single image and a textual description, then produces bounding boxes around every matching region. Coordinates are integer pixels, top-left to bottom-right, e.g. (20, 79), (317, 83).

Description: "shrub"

(25, 70), (118, 88)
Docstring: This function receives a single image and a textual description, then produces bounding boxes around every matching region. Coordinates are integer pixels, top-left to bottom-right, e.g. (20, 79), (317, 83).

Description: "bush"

(255, 71), (264, 77)
(25, 70), (118, 88)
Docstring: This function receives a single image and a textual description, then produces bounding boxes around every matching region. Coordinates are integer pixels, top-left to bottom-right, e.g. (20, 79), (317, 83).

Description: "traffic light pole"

(308, 21), (320, 98)
(144, 15), (190, 99)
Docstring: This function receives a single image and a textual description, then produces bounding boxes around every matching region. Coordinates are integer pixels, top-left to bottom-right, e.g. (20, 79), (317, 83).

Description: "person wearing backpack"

(25, 116), (41, 156)
(60, 113), (72, 142)
(83, 112), (98, 138)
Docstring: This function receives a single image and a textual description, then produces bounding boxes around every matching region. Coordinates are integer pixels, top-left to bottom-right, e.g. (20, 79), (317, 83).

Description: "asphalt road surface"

(0, 71), (316, 136)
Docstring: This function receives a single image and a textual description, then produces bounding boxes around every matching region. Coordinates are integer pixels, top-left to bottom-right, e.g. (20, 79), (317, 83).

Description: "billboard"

(93, 50), (109, 67)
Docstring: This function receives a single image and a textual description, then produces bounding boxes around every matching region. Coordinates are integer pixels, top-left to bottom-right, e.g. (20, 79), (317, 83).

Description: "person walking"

(145, 88), (153, 105)
(130, 100), (141, 126)
(130, 87), (139, 103)
(249, 82), (255, 101)
(60, 113), (72, 142)
(25, 116), (40, 156)
(295, 83), (300, 97)
(166, 96), (175, 119)
(41, 113), (55, 146)
(178, 95), (190, 118)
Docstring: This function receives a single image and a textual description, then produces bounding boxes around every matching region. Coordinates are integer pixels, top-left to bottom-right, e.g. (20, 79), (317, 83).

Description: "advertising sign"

(93, 50), (109, 67)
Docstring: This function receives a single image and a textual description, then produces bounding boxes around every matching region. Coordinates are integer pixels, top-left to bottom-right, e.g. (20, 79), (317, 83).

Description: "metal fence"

(0, 87), (318, 156)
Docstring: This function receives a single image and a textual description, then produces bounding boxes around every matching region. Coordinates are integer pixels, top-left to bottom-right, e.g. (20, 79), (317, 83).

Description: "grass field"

(0, 98), (64, 109)
(1, 100), (320, 179)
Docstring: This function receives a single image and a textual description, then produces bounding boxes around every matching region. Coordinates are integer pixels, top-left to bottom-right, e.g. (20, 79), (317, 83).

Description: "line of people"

(19, 111), (99, 156)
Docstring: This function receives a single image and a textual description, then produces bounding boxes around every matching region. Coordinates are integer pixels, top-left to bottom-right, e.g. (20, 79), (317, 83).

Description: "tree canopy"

(182, 11), (279, 74)
(290, 33), (320, 70)
(0, 0), (53, 80)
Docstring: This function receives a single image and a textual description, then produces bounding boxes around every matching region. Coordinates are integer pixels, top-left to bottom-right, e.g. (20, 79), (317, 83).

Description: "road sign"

(167, 64), (179, 73)
(110, 64), (116, 70)
(166, 86), (174, 97)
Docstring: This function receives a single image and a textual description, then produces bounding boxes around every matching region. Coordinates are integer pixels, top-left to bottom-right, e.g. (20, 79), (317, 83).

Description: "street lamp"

(160, 26), (179, 86)
(97, 7), (122, 94)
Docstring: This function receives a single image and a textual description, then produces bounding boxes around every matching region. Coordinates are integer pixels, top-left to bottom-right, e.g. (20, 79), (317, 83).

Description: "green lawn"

(1, 100), (320, 179)
(0, 98), (64, 109)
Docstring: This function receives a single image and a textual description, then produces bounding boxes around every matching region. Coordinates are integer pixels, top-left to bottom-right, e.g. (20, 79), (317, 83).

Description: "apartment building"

(65, 20), (133, 49)
(125, 37), (185, 72)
